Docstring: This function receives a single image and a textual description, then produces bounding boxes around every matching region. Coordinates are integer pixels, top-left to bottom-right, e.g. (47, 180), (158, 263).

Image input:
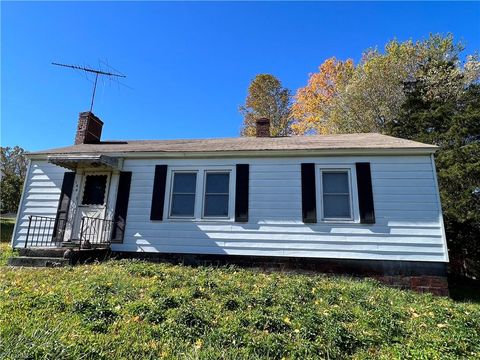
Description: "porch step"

(8, 256), (70, 267)
(9, 248), (111, 267)
(19, 247), (66, 258)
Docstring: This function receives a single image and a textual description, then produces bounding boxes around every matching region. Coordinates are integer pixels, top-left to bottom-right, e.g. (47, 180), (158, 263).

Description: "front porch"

(8, 214), (115, 267)
(23, 214), (116, 250)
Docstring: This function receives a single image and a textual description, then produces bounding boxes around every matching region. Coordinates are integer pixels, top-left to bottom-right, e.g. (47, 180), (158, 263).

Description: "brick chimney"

(75, 111), (103, 145)
(256, 118), (270, 137)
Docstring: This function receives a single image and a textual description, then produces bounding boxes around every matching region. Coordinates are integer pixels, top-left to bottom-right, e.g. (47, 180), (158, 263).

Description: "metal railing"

(24, 215), (61, 248)
(24, 215), (115, 249)
(79, 216), (114, 248)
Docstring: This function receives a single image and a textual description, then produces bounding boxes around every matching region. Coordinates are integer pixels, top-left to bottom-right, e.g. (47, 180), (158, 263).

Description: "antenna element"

(52, 62), (126, 112)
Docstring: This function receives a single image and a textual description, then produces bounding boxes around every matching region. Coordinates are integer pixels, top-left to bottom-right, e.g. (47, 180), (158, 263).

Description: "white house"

(11, 112), (449, 294)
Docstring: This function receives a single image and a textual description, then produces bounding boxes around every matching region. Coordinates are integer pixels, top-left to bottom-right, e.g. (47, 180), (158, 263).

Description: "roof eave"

(28, 147), (438, 160)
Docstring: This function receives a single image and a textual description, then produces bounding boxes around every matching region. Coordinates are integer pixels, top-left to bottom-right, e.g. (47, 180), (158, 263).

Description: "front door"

(74, 172), (111, 243)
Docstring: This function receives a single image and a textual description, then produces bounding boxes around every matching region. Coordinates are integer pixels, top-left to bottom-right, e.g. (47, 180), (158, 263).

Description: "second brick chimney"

(75, 111), (103, 145)
(256, 118), (270, 137)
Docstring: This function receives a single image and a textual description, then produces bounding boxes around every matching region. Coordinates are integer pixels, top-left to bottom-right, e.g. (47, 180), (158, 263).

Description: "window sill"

(319, 219), (359, 224)
(162, 218), (235, 223)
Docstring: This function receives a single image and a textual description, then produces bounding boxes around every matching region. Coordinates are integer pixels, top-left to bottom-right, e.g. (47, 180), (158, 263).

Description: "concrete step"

(8, 256), (70, 267)
(19, 247), (66, 258)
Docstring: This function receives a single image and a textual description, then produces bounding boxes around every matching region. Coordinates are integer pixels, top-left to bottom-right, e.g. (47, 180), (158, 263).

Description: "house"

(11, 112), (449, 294)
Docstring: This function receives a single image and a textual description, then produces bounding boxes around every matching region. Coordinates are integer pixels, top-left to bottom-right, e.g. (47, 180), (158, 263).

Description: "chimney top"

(75, 111), (103, 145)
(256, 118), (270, 137)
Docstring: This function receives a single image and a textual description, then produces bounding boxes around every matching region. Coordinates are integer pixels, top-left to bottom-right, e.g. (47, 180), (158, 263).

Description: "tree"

(239, 74), (292, 137)
(390, 80), (480, 278)
(292, 34), (479, 135)
(291, 58), (354, 134)
(1, 146), (28, 213)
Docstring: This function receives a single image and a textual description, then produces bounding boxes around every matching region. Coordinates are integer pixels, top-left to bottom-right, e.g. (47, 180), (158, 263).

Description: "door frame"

(72, 170), (112, 241)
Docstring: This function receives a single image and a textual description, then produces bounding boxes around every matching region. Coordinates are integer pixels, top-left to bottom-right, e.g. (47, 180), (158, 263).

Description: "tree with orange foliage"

(291, 58), (354, 134)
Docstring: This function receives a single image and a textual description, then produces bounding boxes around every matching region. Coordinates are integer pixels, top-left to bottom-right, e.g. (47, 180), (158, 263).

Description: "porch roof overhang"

(47, 154), (120, 171)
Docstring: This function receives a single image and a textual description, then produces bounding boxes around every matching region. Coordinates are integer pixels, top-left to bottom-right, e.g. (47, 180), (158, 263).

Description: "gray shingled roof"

(30, 133), (436, 156)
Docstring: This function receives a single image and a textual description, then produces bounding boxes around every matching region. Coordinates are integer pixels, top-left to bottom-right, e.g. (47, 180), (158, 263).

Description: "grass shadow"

(448, 274), (480, 303)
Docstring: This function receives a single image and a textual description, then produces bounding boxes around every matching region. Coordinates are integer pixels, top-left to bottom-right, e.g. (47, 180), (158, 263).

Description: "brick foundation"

(374, 275), (449, 296)
(112, 252), (449, 296)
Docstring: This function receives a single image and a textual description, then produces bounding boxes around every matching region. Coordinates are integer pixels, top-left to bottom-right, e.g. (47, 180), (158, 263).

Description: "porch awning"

(48, 154), (120, 171)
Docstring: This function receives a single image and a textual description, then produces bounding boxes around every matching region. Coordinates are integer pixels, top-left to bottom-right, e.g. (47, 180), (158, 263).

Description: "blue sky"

(2, 1), (479, 151)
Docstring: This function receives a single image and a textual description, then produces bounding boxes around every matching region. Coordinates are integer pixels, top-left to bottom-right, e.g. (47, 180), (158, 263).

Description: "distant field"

(1, 258), (479, 359)
(0, 217), (15, 243)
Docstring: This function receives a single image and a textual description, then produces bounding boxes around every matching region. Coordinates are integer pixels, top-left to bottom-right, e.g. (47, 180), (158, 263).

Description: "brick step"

(8, 256), (70, 267)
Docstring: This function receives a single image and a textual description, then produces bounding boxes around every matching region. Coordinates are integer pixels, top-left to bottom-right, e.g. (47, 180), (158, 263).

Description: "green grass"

(1, 258), (479, 359)
(1, 217), (15, 243)
(0, 243), (17, 266)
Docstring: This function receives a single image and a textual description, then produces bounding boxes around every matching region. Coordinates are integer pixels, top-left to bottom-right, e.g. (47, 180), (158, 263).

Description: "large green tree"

(239, 74), (292, 137)
(390, 79), (480, 278)
(1, 146), (28, 214)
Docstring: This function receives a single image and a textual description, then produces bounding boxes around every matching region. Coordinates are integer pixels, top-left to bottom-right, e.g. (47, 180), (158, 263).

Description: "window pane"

(323, 194), (351, 218)
(206, 173), (229, 193)
(82, 175), (107, 205)
(173, 173), (197, 193)
(171, 194), (195, 216)
(323, 172), (349, 193)
(204, 194), (229, 217)
(171, 173), (196, 217)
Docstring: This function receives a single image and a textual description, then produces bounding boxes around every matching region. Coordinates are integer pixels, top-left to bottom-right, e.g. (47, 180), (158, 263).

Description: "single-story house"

(11, 112), (449, 294)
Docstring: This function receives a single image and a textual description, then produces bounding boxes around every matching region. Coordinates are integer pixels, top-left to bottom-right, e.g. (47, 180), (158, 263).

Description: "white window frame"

(315, 165), (360, 223)
(164, 166), (236, 222)
(168, 170), (198, 219)
(201, 170), (233, 220)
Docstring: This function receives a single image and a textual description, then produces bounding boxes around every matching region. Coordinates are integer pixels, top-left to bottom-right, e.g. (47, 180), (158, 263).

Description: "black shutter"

(150, 165), (168, 220)
(111, 171), (132, 243)
(301, 163), (317, 223)
(52, 172), (76, 241)
(356, 162), (375, 224)
(235, 164), (249, 222)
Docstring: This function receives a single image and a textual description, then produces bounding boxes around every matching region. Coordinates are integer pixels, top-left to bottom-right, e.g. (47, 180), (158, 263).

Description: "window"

(203, 172), (230, 218)
(166, 167), (234, 220)
(320, 169), (353, 221)
(82, 175), (107, 205)
(170, 172), (197, 217)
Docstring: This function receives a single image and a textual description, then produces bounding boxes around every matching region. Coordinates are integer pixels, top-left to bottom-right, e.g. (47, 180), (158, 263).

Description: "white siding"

(12, 161), (66, 247)
(13, 155), (447, 262)
(111, 155), (447, 262)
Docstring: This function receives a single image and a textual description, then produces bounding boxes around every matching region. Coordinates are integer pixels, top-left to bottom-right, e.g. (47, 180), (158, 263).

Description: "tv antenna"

(52, 61), (127, 112)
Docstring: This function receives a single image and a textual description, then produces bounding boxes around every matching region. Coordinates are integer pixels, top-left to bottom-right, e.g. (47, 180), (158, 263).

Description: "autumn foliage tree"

(239, 74), (292, 137)
(292, 34), (479, 135)
(291, 58), (354, 134)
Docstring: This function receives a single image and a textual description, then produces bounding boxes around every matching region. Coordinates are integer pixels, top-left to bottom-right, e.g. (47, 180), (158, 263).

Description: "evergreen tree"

(390, 82), (480, 278)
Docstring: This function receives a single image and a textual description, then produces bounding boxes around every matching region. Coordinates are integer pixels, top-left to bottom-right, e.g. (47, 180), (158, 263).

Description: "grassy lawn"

(0, 217), (15, 243)
(0, 249), (479, 359)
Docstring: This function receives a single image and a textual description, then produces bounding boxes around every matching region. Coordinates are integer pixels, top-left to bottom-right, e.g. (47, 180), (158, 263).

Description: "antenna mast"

(52, 62), (126, 112)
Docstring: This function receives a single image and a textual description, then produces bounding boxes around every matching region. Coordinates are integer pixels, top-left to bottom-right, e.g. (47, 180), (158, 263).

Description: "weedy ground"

(0, 242), (479, 360)
(0, 217), (15, 243)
